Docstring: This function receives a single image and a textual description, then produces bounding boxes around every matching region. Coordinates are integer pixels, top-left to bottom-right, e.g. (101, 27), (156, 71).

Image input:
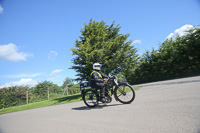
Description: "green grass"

(0, 87), (139, 115)
(0, 94), (82, 115)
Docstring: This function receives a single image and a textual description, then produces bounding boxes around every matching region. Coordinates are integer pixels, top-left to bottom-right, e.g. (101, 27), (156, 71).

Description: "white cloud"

(0, 78), (39, 88)
(166, 24), (195, 40)
(132, 40), (142, 45)
(50, 69), (64, 76)
(48, 51), (58, 61)
(5, 73), (43, 78)
(0, 4), (3, 14)
(0, 43), (33, 62)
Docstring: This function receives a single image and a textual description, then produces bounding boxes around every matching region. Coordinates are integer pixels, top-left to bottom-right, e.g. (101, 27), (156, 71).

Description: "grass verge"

(0, 87), (139, 115)
(0, 94), (82, 115)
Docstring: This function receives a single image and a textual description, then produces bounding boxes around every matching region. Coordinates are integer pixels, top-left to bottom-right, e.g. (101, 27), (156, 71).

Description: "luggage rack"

(80, 81), (91, 94)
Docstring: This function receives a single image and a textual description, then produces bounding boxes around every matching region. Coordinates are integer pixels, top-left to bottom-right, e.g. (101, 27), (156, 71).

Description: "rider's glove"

(104, 78), (108, 82)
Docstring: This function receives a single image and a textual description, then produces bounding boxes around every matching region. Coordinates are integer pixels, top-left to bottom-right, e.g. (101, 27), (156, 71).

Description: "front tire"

(114, 84), (135, 104)
(83, 89), (98, 107)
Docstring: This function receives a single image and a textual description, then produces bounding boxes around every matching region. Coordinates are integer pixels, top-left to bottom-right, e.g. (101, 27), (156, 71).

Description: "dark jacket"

(90, 70), (108, 87)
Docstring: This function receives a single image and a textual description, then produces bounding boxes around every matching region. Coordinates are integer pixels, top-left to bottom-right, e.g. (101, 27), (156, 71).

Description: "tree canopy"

(128, 27), (200, 84)
(70, 19), (138, 82)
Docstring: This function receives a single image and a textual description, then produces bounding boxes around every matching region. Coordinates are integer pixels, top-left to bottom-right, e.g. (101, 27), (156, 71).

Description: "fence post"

(62, 85), (68, 97)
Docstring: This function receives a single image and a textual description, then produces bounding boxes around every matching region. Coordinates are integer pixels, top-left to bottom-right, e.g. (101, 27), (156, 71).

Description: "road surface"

(0, 76), (200, 133)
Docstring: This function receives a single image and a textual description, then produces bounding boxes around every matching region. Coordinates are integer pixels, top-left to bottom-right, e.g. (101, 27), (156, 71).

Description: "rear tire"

(114, 84), (135, 104)
(83, 89), (98, 107)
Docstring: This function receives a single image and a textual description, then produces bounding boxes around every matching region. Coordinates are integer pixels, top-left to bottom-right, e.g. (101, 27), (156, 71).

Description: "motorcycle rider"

(90, 63), (108, 103)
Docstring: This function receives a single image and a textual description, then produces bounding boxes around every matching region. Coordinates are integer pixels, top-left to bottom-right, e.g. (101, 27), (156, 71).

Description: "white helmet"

(93, 63), (101, 71)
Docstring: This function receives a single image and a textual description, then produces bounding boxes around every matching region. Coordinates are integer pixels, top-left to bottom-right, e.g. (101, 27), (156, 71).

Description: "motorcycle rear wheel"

(83, 89), (98, 107)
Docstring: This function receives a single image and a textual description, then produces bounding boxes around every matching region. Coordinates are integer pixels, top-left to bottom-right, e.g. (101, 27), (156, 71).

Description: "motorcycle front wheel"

(83, 89), (98, 107)
(114, 84), (135, 104)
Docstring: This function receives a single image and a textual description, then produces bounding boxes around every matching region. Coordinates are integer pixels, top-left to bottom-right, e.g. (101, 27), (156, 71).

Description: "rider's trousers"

(92, 82), (105, 98)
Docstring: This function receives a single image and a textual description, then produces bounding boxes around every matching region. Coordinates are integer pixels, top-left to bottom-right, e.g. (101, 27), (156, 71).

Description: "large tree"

(70, 19), (138, 82)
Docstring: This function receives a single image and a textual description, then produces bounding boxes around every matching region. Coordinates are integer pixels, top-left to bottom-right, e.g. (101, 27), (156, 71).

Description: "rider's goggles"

(94, 65), (100, 68)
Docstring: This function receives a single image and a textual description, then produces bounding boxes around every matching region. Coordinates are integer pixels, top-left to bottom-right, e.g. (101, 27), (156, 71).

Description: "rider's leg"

(96, 83), (106, 103)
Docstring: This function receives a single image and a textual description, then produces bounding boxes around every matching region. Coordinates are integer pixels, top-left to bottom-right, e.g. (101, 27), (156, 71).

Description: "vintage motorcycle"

(80, 75), (135, 107)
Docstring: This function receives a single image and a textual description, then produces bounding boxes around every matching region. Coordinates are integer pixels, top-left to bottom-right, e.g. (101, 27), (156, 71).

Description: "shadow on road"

(72, 103), (123, 110)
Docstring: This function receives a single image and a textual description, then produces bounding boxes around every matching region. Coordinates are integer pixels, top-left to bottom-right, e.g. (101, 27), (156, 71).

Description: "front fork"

(108, 86), (119, 101)
(113, 85), (119, 101)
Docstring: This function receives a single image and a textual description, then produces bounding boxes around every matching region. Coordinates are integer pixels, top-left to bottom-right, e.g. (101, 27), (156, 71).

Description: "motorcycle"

(80, 75), (135, 107)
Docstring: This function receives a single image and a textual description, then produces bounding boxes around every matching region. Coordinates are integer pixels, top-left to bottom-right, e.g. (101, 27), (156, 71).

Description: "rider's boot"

(100, 97), (106, 103)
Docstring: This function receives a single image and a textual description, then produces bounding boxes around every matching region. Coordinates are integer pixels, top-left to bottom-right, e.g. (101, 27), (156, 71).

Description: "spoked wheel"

(83, 89), (98, 107)
(114, 84), (135, 104)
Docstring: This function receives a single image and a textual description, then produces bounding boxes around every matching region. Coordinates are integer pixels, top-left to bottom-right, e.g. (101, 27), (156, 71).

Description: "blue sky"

(0, 0), (200, 88)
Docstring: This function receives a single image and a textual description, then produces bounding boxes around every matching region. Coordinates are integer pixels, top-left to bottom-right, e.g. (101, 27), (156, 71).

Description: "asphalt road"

(0, 76), (200, 133)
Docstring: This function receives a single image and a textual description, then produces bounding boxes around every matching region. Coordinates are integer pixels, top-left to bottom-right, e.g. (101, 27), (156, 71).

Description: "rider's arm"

(100, 71), (108, 79)
(92, 72), (103, 83)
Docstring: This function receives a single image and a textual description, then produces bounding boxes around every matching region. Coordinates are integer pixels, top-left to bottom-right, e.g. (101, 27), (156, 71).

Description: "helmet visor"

(94, 65), (100, 68)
